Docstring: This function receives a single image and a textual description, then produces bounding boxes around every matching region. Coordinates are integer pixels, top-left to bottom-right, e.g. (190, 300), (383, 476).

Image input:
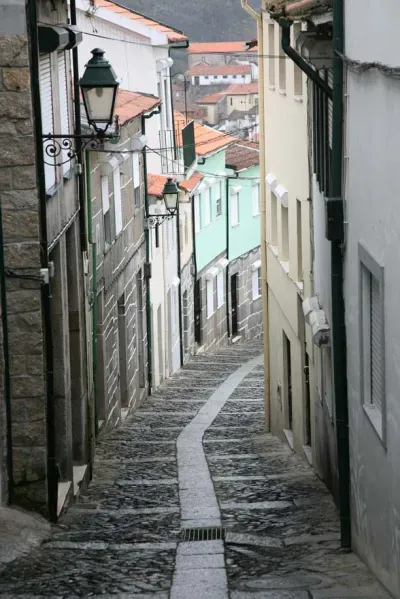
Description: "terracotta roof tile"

(116, 90), (160, 124)
(95, 0), (188, 43)
(188, 41), (257, 54)
(147, 173), (168, 198)
(175, 111), (236, 157)
(179, 172), (204, 193)
(226, 142), (260, 171)
(225, 83), (259, 95)
(186, 63), (251, 76)
(195, 92), (226, 105)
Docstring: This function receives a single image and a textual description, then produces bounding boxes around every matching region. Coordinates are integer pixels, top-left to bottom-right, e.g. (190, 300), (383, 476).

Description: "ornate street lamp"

(146, 178), (180, 228)
(80, 48), (119, 135)
(42, 48), (120, 166)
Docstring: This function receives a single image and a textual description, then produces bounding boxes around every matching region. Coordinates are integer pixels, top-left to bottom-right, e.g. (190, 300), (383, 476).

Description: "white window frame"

(40, 54), (56, 192)
(206, 278), (214, 318)
(252, 268), (261, 300)
(133, 152), (141, 208)
(215, 181), (222, 217)
(217, 271), (224, 308)
(58, 51), (70, 175)
(113, 167), (123, 236)
(231, 192), (239, 226)
(252, 183), (260, 216)
(101, 175), (111, 247)
(194, 194), (201, 233)
(203, 188), (211, 227)
(359, 242), (386, 444)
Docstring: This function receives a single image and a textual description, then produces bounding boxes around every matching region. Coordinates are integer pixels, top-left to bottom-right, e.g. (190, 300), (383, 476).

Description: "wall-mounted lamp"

(145, 178), (180, 229)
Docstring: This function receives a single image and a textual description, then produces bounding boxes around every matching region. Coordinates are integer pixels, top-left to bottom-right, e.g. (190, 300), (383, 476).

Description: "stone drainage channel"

(0, 340), (391, 599)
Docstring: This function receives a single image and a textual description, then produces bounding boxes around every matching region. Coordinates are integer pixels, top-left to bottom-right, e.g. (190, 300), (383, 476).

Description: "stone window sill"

(363, 404), (386, 447)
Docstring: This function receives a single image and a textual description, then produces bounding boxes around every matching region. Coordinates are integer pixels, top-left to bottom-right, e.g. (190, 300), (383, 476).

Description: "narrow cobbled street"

(0, 341), (390, 598)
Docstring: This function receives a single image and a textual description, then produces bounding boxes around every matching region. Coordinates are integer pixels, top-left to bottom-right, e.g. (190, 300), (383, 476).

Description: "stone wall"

(90, 116), (148, 432)
(0, 9), (48, 510)
(229, 247), (263, 341)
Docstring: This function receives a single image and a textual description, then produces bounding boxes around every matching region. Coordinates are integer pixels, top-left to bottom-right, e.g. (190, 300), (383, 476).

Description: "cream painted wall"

(227, 93), (258, 114)
(263, 15), (314, 459)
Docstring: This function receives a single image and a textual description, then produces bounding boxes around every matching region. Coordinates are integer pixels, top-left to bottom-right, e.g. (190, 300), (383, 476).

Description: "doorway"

(194, 279), (201, 344)
(117, 294), (128, 409)
(283, 331), (293, 431)
(305, 350), (312, 447)
(183, 290), (189, 352)
(136, 270), (145, 388)
(231, 273), (239, 336)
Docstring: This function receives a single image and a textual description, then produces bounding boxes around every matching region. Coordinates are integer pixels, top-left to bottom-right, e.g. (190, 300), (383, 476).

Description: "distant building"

(195, 93), (228, 126)
(225, 83), (259, 114)
(188, 41), (258, 68)
(186, 63), (252, 87)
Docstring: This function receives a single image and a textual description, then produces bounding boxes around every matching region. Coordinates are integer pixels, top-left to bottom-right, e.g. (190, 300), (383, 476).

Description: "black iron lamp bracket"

(144, 214), (175, 229)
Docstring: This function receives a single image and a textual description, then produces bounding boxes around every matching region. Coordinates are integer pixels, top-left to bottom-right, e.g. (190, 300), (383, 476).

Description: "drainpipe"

(241, 0), (270, 431)
(142, 105), (162, 394)
(0, 202), (13, 502)
(331, 0), (350, 549)
(274, 3), (350, 548)
(190, 192), (198, 348)
(225, 176), (231, 340)
(176, 201), (184, 366)
(28, 0), (58, 522)
(278, 19), (332, 99)
(70, 0), (87, 251)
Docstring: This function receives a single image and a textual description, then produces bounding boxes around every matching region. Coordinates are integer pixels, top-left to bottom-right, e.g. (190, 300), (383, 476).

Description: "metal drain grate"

(181, 527), (225, 542)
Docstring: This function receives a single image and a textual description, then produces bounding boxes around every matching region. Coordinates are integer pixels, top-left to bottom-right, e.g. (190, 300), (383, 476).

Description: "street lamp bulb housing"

(163, 178), (180, 214)
(80, 48), (119, 134)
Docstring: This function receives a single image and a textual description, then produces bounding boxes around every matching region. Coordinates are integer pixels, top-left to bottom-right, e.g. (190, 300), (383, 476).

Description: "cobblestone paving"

(0, 340), (391, 598)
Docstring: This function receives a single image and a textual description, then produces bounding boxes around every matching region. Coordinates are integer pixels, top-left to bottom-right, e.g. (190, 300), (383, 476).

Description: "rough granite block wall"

(181, 258), (195, 363)
(0, 17), (47, 510)
(199, 253), (228, 352)
(228, 247), (263, 342)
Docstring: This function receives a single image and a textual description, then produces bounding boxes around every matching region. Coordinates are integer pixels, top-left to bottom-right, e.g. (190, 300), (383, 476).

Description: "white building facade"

(344, 2), (400, 595)
(262, 16), (315, 462)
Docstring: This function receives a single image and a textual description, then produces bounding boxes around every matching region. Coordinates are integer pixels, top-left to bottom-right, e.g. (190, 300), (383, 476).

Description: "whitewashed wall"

(344, 3), (400, 595)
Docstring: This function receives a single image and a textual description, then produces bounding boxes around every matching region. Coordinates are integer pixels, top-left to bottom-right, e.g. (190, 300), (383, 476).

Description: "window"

(217, 271), (224, 308)
(297, 199), (303, 281)
(113, 167), (123, 235)
(252, 267), (261, 300)
(58, 52), (70, 175)
(215, 182), (222, 217)
(279, 28), (286, 91)
(281, 204), (289, 261)
(204, 75), (209, 80)
(101, 175), (111, 246)
(155, 224), (160, 248)
(202, 188), (211, 226)
(323, 347), (333, 419)
(270, 192), (278, 246)
(214, 75), (218, 79)
(206, 279), (214, 318)
(195, 76), (200, 85)
(194, 194), (201, 233)
(133, 153), (141, 208)
(231, 192), (239, 226)
(312, 73), (331, 195)
(268, 24), (275, 86)
(359, 244), (385, 440)
(40, 54), (55, 191)
(293, 24), (303, 96)
(233, 75), (237, 79)
(252, 183), (260, 215)
(223, 75), (228, 79)
(230, 98), (233, 106)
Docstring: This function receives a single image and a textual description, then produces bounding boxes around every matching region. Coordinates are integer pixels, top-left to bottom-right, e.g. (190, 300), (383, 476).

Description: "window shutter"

(40, 55), (55, 191)
(206, 279), (214, 317)
(252, 184), (260, 215)
(113, 168), (123, 235)
(203, 189), (211, 226)
(327, 69), (333, 149)
(58, 52), (70, 174)
(101, 176), (109, 212)
(133, 153), (140, 188)
(217, 271), (224, 307)
(252, 270), (258, 300)
(370, 275), (383, 412)
(194, 195), (201, 233)
(231, 193), (239, 225)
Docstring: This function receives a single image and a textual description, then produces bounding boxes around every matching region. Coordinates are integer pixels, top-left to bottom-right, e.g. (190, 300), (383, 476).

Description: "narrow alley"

(0, 341), (390, 598)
